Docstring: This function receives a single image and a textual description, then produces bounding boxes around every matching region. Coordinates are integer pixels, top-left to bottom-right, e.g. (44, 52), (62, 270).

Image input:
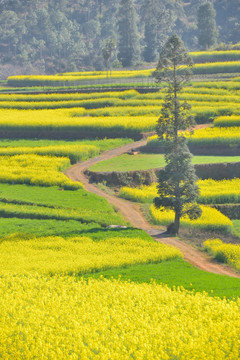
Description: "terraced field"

(0, 83), (239, 140)
(1, 58), (240, 359)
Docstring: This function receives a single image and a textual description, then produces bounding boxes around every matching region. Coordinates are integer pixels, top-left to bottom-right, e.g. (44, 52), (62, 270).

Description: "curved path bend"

(66, 139), (240, 279)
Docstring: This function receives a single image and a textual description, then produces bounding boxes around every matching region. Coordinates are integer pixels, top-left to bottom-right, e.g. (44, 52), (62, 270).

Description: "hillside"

(0, 0), (239, 77)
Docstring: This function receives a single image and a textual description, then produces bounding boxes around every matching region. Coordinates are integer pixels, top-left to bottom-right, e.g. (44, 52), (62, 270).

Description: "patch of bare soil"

(66, 138), (240, 279)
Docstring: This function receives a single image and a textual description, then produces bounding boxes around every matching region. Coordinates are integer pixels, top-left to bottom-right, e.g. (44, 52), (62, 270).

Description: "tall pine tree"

(154, 34), (202, 235)
(117, 0), (140, 67)
(141, 0), (172, 62)
(197, 2), (218, 50)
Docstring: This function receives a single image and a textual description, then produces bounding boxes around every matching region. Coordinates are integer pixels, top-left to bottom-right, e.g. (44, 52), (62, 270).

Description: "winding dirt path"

(66, 139), (240, 279)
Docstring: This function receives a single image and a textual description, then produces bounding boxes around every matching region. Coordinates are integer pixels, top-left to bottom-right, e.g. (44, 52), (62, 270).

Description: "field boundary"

(65, 140), (240, 278)
(85, 161), (240, 187)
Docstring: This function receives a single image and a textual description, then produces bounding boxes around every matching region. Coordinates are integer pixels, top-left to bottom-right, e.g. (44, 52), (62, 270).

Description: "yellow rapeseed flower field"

(0, 144), (99, 164)
(186, 126), (240, 145)
(6, 61), (240, 86)
(214, 115), (240, 127)
(0, 109), (158, 133)
(59, 69), (153, 77)
(119, 179), (240, 204)
(198, 178), (240, 203)
(1, 276), (240, 359)
(119, 183), (157, 203)
(0, 235), (182, 275)
(190, 49), (240, 61)
(0, 154), (82, 189)
(150, 204), (233, 232)
(148, 126), (240, 146)
(204, 239), (240, 270)
(7, 69), (153, 86)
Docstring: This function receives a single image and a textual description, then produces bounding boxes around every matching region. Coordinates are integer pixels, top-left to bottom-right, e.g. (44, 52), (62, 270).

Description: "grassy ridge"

(88, 154), (240, 172)
(0, 138), (133, 151)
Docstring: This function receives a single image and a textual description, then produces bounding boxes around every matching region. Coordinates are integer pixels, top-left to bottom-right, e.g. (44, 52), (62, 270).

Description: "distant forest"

(0, 0), (239, 77)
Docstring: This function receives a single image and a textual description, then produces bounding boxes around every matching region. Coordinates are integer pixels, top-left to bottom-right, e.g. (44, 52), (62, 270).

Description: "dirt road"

(66, 139), (240, 279)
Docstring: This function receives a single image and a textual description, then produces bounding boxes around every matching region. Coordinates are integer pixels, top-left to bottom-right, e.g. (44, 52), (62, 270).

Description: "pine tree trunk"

(174, 211), (180, 235)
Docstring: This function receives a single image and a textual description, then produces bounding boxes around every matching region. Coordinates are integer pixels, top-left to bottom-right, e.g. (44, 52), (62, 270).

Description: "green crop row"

(0, 183), (131, 235)
(0, 200), (126, 227)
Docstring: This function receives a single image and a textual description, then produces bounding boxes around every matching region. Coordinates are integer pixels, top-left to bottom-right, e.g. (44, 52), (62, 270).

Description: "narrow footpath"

(66, 139), (240, 279)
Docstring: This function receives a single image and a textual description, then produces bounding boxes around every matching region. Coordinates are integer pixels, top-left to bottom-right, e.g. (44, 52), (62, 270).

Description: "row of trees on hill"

(0, 0), (239, 76)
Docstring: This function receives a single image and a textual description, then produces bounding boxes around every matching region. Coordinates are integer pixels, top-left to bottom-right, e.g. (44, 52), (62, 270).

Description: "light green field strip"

(0, 138), (133, 150)
(89, 154), (240, 172)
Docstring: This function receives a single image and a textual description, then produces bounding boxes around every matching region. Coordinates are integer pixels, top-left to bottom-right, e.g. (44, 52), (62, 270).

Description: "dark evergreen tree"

(117, 0), (140, 67)
(141, 0), (172, 62)
(102, 38), (117, 76)
(197, 2), (218, 50)
(214, 0), (240, 44)
(155, 138), (201, 234)
(154, 34), (202, 235)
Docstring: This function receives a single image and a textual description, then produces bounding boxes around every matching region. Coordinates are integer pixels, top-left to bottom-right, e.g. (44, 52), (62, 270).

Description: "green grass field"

(233, 220), (240, 238)
(0, 138), (133, 151)
(83, 259), (240, 299)
(3, 183), (240, 300)
(89, 153), (240, 172)
(0, 218), (100, 237)
(0, 183), (127, 227)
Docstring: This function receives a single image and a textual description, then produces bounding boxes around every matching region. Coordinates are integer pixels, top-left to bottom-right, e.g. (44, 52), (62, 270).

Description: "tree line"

(0, 0), (238, 76)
